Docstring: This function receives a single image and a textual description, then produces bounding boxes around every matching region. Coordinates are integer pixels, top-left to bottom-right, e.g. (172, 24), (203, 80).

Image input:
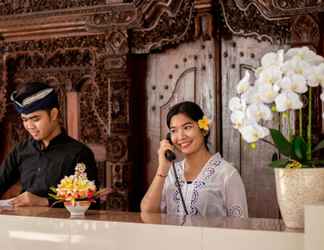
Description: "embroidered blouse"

(160, 153), (248, 217)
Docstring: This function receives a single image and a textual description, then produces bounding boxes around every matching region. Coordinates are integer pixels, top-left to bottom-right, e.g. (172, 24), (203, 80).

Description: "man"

(0, 81), (98, 207)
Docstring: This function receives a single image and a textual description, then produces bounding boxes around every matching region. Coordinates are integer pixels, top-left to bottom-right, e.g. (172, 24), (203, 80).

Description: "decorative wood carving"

(130, 0), (195, 53)
(193, 0), (214, 40)
(233, 0), (324, 18)
(0, 1), (108, 15)
(0, 5), (138, 42)
(220, 0), (291, 43)
(0, 29), (131, 209)
(291, 14), (320, 48)
(218, 1), (324, 44)
(0, 1), (196, 54)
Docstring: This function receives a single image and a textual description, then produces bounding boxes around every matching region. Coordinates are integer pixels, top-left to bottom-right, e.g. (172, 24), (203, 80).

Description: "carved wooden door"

(144, 39), (219, 187)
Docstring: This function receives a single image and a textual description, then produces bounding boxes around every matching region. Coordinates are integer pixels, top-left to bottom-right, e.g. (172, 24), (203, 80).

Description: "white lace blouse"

(160, 153), (248, 217)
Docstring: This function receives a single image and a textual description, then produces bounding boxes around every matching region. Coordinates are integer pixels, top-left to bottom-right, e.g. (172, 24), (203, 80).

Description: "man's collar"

(32, 129), (68, 151)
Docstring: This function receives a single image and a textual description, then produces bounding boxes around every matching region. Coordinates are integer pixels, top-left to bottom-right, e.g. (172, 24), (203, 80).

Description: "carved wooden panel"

(220, 0), (291, 43)
(0, 1), (114, 15)
(145, 39), (218, 187)
(0, 31), (132, 209)
(131, 0), (195, 53)
(232, 0), (324, 17)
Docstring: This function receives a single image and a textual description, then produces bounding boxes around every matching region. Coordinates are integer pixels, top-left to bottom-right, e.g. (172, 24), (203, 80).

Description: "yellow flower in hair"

(198, 116), (209, 131)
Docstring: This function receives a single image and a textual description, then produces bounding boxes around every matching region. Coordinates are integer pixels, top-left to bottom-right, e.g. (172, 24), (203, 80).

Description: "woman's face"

(169, 113), (206, 156)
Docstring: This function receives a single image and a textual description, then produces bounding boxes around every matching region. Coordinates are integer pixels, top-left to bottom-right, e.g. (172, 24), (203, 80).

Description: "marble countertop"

(0, 207), (301, 233)
(0, 207), (306, 250)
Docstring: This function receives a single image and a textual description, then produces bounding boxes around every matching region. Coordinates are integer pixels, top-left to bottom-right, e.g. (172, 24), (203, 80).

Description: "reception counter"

(0, 206), (310, 250)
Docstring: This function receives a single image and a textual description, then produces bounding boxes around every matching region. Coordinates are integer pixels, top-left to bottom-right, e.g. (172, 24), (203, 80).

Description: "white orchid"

(230, 110), (246, 129)
(229, 97), (246, 112)
(306, 63), (324, 87)
(275, 90), (303, 112)
(256, 83), (279, 103)
(239, 124), (269, 143)
(258, 66), (282, 85)
(243, 86), (264, 104)
(236, 71), (251, 94)
(282, 56), (312, 76)
(278, 74), (307, 94)
(261, 50), (284, 67)
(246, 103), (272, 123)
(230, 46), (324, 167)
(285, 46), (324, 65)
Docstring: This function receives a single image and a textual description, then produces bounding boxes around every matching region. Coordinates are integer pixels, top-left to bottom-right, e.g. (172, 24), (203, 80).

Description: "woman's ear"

(50, 107), (59, 121)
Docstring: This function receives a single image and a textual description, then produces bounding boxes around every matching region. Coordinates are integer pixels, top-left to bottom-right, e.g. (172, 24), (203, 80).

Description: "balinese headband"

(10, 88), (58, 114)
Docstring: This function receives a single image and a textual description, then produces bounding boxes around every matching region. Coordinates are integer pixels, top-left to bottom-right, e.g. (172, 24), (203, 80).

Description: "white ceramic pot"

(64, 201), (91, 217)
(275, 168), (324, 228)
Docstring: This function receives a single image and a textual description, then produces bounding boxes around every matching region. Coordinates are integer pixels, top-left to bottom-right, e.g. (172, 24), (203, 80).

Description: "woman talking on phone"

(141, 101), (248, 217)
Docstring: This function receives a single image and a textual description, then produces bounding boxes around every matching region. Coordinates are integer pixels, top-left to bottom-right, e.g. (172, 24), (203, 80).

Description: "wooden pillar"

(66, 91), (80, 140)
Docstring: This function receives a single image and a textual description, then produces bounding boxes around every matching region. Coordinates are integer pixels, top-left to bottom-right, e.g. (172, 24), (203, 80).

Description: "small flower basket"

(49, 163), (109, 217)
(64, 200), (91, 217)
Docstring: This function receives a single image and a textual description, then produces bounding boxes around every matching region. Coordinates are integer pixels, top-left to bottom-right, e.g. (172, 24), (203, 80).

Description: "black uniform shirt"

(0, 131), (98, 199)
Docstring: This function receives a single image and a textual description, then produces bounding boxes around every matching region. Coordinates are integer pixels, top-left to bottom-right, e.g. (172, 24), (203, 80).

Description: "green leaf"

(48, 193), (59, 200)
(313, 139), (324, 152)
(292, 136), (307, 161)
(270, 129), (292, 157)
(269, 159), (290, 168)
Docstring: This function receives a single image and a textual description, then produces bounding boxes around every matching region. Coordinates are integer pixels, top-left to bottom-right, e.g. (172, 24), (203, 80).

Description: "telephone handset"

(165, 132), (188, 214)
(165, 132), (176, 161)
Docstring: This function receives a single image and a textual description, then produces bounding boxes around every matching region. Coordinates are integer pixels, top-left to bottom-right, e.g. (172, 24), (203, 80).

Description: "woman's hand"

(157, 139), (174, 176)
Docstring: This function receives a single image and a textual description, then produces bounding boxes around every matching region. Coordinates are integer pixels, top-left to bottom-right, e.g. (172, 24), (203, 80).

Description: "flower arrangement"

(49, 163), (109, 206)
(229, 46), (324, 168)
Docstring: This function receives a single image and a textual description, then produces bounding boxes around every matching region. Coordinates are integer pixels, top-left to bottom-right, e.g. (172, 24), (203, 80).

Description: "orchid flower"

(306, 63), (324, 87)
(230, 47), (324, 168)
(255, 83), (279, 103)
(239, 124), (270, 143)
(278, 74), (307, 94)
(275, 90), (303, 112)
(246, 103), (272, 123)
(229, 97), (246, 112)
(236, 71), (251, 94)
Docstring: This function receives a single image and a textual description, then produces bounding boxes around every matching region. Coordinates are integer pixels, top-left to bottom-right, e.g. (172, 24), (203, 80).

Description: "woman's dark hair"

(166, 101), (210, 148)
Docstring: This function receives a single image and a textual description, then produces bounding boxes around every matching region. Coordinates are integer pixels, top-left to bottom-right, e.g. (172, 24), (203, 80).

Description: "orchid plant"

(229, 46), (324, 168)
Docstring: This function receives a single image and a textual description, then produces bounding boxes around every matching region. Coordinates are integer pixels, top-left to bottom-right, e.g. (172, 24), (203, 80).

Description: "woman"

(141, 101), (248, 217)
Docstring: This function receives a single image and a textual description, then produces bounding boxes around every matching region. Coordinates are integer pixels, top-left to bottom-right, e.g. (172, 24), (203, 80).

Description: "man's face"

(21, 110), (56, 141)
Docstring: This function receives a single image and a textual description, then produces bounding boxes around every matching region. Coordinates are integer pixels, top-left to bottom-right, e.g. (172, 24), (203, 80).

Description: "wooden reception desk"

(0, 207), (308, 250)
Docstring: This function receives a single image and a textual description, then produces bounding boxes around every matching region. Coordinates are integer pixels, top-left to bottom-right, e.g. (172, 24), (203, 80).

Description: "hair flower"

(198, 116), (209, 131)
